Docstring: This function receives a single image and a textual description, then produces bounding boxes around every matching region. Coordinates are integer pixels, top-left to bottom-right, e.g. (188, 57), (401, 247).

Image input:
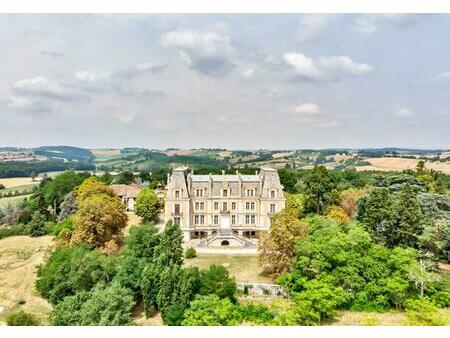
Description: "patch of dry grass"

(356, 157), (450, 174)
(0, 235), (53, 325)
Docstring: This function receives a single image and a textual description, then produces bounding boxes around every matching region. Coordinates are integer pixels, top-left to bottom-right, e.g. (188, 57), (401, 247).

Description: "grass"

(184, 253), (272, 283)
(0, 235), (53, 325)
(0, 194), (32, 209)
(0, 183), (37, 195)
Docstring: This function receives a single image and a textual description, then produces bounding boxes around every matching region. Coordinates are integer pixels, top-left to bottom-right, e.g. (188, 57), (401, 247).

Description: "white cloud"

(294, 103), (320, 115)
(435, 71), (450, 82)
(284, 52), (373, 82)
(296, 14), (335, 42)
(240, 69), (255, 80)
(283, 53), (323, 81)
(394, 108), (414, 118)
(13, 76), (86, 101)
(354, 14), (419, 35)
(161, 29), (234, 77)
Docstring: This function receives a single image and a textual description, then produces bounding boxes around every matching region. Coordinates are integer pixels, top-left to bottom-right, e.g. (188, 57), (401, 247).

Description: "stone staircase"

(197, 230), (256, 248)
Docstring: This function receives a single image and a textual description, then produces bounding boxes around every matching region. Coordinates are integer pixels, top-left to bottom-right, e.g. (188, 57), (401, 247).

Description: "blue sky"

(0, 14), (449, 149)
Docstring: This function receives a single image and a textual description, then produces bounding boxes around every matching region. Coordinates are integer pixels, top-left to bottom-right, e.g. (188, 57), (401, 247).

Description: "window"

(200, 202), (205, 210)
(270, 203), (276, 213)
(194, 215), (199, 224)
(271, 190), (276, 198)
(173, 217), (181, 225)
(245, 215), (250, 224)
(231, 215), (236, 225)
(214, 215), (219, 225)
(223, 202), (227, 212)
(214, 202), (219, 210)
(247, 189), (254, 197)
(196, 189), (203, 197)
(174, 204), (180, 215)
(251, 215), (256, 224)
(195, 202), (199, 211)
(245, 202), (250, 210)
(175, 190), (180, 198)
(251, 202), (255, 210)
(200, 215), (205, 224)
(231, 202), (236, 210)
(223, 189), (228, 197)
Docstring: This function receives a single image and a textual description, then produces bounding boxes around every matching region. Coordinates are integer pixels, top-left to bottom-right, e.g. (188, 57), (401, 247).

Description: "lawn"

(184, 253), (272, 283)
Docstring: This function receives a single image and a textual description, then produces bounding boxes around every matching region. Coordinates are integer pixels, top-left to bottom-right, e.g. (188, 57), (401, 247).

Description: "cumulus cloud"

(294, 103), (320, 115)
(394, 108), (414, 118)
(13, 76), (87, 101)
(354, 14), (420, 35)
(284, 52), (373, 82)
(161, 29), (234, 77)
(296, 14), (335, 42)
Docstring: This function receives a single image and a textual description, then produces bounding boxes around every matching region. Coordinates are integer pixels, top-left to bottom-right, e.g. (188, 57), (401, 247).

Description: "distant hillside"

(33, 146), (94, 162)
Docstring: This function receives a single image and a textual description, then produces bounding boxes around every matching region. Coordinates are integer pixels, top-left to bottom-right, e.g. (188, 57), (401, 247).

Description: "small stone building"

(110, 183), (143, 212)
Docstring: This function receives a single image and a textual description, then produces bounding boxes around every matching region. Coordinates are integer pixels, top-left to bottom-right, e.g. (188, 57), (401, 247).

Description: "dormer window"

(175, 190), (180, 198)
(270, 190), (276, 198)
(223, 189), (228, 197)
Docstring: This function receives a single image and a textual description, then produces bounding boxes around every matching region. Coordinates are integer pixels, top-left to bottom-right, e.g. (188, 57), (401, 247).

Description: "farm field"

(0, 235), (53, 325)
(356, 157), (450, 174)
(0, 194), (31, 209)
(184, 254), (272, 283)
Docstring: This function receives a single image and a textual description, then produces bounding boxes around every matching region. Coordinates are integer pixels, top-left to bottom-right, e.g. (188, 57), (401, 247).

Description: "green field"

(0, 194), (31, 209)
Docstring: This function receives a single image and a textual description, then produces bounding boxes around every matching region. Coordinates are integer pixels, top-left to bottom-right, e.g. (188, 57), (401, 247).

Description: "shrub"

(6, 310), (39, 326)
(185, 247), (197, 259)
(49, 284), (134, 326)
(29, 211), (48, 237)
(405, 297), (446, 326)
(199, 265), (237, 302)
(182, 294), (242, 326)
(0, 223), (31, 240)
(36, 245), (116, 304)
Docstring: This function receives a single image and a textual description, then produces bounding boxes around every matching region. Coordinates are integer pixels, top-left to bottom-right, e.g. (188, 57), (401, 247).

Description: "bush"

(6, 310), (39, 326)
(49, 284), (134, 326)
(185, 247), (197, 259)
(0, 223), (31, 240)
(199, 265), (237, 302)
(36, 245), (116, 304)
(29, 211), (48, 237)
(405, 297), (446, 326)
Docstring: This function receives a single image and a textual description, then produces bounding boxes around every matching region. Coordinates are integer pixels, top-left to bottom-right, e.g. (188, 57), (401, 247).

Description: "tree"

(181, 294), (242, 326)
(134, 187), (162, 223)
(198, 265), (237, 301)
(98, 172), (113, 185)
(71, 193), (128, 249)
(49, 284), (134, 326)
(357, 187), (395, 245)
(259, 209), (308, 276)
(339, 188), (364, 219)
(112, 171), (135, 185)
(154, 221), (184, 266)
(141, 263), (162, 316)
(6, 310), (39, 326)
(391, 183), (425, 248)
(75, 177), (116, 201)
(326, 205), (350, 224)
(301, 165), (334, 214)
(57, 191), (77, 223)
(36, 245), (116, 304)
(29, 211), (47, 237)
(405, 297), (446, 326)
(41, 171), (88, 211)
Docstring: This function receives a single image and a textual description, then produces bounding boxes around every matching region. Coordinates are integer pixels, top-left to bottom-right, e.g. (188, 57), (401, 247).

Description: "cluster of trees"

(37, 220), (244, 326)
(0, 161), (94, 178)
(258, 164), (450, 325)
